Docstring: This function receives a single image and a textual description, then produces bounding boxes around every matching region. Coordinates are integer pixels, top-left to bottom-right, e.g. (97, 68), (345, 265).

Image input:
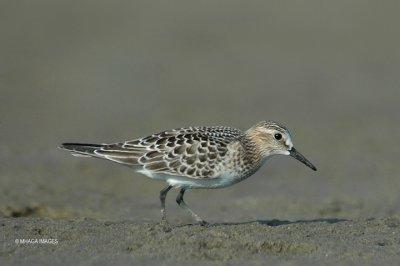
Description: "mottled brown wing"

(95, 126), (243, 179)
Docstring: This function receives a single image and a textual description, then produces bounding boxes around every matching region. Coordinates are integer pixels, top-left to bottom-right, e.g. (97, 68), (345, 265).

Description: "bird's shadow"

(175, 218), (347, 228)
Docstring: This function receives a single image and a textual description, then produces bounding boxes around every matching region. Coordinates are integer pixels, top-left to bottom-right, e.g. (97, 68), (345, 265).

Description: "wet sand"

(1, 215), (400, 265)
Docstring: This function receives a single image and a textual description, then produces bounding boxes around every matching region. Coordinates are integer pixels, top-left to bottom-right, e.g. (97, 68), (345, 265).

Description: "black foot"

(159, 219), (172, 232)
(198, 220), (209, 226)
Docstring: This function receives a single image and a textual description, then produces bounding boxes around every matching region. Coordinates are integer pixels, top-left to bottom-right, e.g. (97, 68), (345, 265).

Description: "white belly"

(137, 169), (239, 189)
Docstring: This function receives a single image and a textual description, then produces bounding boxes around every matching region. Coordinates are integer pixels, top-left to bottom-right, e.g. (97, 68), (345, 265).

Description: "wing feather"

(70, 126), (243, 179)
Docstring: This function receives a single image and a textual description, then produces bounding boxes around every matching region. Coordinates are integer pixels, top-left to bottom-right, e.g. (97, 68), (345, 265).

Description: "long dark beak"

(289, 147), (317, 171)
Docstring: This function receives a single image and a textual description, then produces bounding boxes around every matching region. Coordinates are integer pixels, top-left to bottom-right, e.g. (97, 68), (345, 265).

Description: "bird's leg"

(159, 185), (172, 225)
(176, 188), (208, 226)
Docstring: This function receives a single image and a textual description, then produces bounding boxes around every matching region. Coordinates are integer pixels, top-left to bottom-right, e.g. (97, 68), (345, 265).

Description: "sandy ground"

(1, 216), (400, 265)
(1, 1), (400, 265)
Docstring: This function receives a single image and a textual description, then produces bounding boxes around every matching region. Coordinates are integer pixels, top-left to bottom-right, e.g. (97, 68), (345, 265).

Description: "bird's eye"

(274, 133), (282, 140)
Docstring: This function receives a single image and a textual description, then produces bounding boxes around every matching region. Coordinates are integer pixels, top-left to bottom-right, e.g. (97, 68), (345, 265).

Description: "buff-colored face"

(248, 121), (316, 171)
(249, 121), (292, 156)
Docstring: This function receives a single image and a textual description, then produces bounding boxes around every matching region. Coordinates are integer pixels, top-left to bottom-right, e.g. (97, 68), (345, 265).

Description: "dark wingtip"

(59, 143), (75, 150)
(59, 143), (70, 149)
(59, 142), (103, 151)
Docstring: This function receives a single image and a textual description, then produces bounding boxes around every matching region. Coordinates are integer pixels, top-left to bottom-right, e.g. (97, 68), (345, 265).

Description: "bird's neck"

(239, 133), (266, 168)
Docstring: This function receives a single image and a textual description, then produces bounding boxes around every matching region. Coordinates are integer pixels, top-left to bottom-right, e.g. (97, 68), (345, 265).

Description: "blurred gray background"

(1, 0), (399, 223)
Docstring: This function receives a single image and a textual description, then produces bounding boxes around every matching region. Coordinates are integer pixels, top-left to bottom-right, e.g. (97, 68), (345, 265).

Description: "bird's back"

(61, 126), (244, 180)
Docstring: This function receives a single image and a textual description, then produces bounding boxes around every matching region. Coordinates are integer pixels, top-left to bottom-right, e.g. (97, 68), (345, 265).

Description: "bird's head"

(246, 121), (317, 171)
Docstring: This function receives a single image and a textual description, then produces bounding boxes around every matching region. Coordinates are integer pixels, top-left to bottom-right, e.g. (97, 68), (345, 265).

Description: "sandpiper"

(60, 121), (316, 225)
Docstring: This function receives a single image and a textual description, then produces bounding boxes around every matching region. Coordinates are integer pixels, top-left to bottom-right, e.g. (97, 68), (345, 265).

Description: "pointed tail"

(59, 143), (104, 157)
